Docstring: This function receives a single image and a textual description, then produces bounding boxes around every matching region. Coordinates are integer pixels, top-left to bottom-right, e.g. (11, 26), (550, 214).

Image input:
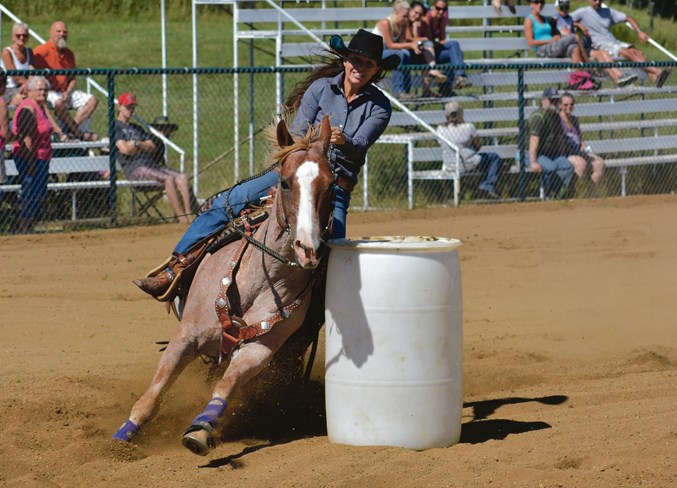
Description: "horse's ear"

(276, 119), (295, 148)
(318, 115), (332, 151)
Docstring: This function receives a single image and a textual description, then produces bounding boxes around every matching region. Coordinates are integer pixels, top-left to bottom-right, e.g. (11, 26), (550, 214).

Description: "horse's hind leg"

(181, 325), (295, 455)
(113, 323), (203, 442)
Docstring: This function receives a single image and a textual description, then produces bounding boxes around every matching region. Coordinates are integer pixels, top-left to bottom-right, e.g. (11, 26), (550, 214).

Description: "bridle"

(224, 148), (336, 269)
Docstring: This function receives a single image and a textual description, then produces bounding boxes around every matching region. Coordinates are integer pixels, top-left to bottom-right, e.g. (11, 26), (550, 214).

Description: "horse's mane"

(264, 116), (324, 165)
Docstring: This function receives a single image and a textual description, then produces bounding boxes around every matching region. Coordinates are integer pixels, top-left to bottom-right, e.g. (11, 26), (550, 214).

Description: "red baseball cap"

(118, 92), (137, 107)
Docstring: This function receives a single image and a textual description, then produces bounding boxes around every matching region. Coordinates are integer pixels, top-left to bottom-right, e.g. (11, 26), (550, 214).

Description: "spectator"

(11, 76), (68, 233)
(0, 75), (10, 186)
(554, 0), (637, 87)
(406, 2), (449, 96)
(436, 101), (503, 199)
(559, 92), (604, 194)
(571, 0), (671, 87)
(114, 93), (194, 224)
(1, 22), (34, 106)
(527, 87), (575, 198)
(525, 0), (584, 63)
(373, 1), (420, 99)
(33, 21), (99, 140)
(425, 0), (472, 94)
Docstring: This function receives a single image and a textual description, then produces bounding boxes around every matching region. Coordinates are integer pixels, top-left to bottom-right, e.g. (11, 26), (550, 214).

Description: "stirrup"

(138, 256), (184, 303)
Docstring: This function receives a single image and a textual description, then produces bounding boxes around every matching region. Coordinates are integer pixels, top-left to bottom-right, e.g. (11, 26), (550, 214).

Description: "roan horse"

(113, 116), (335, 455)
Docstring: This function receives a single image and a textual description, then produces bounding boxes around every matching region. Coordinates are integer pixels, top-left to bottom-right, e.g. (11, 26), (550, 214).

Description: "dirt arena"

(1, 195), (675, 487)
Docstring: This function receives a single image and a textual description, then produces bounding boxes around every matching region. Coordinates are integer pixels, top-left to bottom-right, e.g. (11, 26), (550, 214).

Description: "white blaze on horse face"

(295, 160), (321, 252)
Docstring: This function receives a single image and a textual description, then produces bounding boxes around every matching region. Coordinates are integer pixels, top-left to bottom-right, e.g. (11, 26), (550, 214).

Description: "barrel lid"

(328, 236), (461, 251)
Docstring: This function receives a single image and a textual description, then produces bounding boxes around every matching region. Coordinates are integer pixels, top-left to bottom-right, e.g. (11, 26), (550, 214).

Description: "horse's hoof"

(182, 427), (213, 456)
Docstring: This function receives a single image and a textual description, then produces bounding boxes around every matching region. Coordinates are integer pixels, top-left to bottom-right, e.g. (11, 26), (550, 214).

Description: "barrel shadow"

(460, 395), (568, 444)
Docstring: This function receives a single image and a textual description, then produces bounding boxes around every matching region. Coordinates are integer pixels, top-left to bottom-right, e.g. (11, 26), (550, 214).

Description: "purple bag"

(568, 70), (600, 91)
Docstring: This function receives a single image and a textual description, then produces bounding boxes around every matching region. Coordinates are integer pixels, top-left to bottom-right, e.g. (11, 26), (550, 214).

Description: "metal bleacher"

(228, 0), (677, 207)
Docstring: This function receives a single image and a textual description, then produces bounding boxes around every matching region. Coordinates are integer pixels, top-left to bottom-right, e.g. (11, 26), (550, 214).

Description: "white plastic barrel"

(324, 236), (463, 450)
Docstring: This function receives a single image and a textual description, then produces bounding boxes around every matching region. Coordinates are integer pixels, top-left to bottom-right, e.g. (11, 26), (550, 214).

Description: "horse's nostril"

(294, 240), (317, 262)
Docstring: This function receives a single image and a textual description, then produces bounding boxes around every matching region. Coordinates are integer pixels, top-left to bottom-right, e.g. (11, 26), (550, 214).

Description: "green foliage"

(1, 0), (210, 21)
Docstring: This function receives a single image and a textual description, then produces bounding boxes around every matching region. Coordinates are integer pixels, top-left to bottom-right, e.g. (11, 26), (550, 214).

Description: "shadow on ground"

(460, 395), (568, 444)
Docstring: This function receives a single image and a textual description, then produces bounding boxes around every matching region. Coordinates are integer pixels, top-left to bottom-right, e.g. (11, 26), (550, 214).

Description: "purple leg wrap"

(190, 397), (227, 429)
(113, 419), (140, 442)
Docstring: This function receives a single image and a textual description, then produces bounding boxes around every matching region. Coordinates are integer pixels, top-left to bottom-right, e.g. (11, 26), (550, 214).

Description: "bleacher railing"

(1, 61), (676, 234)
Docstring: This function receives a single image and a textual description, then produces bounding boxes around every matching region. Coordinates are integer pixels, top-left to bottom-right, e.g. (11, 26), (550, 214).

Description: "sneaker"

(616, 74), (638, 88)
(655, 68), (672, 88)
(453, 76), (473, 89)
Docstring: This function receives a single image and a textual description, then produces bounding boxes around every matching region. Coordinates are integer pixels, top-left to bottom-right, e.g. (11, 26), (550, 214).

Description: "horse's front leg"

(113, 321), (213, 442)
(181, 322), (298, 456)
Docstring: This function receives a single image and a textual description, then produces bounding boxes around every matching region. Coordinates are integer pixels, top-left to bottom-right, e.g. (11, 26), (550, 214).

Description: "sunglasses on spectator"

(433, 5), (446, 11)
(15, 33), (29, 38)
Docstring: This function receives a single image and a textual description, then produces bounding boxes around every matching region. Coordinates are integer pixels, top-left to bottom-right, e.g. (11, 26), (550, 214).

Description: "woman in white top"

(1, 22), (34, 105)
(436, 101), (503, 199)
(373, 1), (421, 99)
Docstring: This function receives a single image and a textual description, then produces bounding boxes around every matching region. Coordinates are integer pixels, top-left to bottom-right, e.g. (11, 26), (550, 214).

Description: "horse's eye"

(280, 179), (290, 191)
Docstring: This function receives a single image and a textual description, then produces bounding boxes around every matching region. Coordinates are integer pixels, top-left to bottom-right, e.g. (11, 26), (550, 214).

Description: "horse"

(113, 116), (335, 455)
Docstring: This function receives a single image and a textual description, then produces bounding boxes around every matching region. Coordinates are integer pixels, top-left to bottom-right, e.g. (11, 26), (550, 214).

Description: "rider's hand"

(330, 127), (346, 145)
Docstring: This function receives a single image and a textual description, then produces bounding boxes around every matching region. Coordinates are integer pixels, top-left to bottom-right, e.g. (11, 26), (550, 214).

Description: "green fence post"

(107, 71), (117, 226)
(517, 66), (526, 201)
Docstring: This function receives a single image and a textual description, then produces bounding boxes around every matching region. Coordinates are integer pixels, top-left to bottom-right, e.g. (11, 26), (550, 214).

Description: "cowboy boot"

(133, 237), (214, 300)
(133, 256), (179, 297)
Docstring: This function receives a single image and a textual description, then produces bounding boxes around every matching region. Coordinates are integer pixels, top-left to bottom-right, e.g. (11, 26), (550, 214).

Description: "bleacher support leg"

(454, 179), (460, 207)
(408, 142), (414, 209)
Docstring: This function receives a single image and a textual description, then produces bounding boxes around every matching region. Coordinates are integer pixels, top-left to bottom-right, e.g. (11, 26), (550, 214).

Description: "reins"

(224, 162), (302, 268)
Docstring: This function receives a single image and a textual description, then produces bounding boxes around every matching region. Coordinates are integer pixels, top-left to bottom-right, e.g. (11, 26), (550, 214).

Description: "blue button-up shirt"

(290, 72), (392, 184)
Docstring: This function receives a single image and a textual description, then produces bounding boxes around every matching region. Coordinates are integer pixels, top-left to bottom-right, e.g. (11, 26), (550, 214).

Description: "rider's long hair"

(284, 48), (386, 113)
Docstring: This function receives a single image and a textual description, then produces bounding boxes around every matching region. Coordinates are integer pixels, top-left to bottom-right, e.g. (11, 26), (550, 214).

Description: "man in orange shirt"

(33, 21), (98, 140)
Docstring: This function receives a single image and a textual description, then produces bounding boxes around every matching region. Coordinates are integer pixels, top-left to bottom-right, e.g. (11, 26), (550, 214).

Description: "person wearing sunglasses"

(425, 0), (472, 94)
(525, 0), (584, 63)
(0, 22), (34, 106)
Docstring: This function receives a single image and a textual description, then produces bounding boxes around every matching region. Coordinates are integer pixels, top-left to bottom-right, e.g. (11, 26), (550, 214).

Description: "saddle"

(156, 204), (273, 306)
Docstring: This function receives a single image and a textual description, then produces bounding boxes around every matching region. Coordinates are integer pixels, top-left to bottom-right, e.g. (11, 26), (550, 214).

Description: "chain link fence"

(1, 61), (676, 234)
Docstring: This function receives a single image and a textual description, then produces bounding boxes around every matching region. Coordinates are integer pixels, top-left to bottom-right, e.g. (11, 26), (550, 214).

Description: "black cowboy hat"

(329, 29), (400, 70)
(150, 115), (178, 132)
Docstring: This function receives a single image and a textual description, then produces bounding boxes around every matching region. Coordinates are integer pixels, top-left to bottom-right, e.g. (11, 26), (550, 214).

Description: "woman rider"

(134, 29), (400, 300)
